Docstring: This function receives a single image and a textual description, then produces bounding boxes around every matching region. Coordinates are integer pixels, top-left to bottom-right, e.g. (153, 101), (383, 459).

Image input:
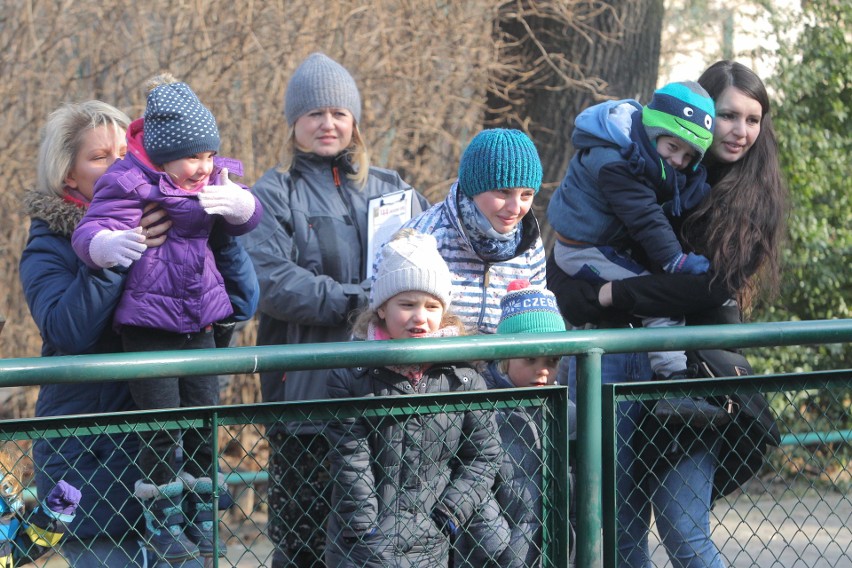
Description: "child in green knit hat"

(455, 279), (575, 568)
(547, 81), (727, 425)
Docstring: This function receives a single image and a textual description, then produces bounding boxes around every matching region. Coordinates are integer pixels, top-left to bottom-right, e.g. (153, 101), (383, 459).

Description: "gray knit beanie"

(143, 82), (220, 165)
(370, 230), (452, 310)
(284, 53), (362, 126)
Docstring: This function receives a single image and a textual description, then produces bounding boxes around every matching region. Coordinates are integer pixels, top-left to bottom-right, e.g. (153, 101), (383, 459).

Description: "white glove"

(198, 167), (256, 225)
(89, 227), (147, 268)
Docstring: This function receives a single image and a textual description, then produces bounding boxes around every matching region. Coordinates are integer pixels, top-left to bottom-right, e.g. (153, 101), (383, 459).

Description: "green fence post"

(576, 348), (604, 567)
(212, 410), (220, 568)
(601, 383), (618, 568)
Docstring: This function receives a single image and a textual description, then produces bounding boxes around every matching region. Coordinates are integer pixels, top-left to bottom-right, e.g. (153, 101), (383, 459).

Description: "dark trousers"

(267, 430), (331, 568)
(123, 326), (219, 486)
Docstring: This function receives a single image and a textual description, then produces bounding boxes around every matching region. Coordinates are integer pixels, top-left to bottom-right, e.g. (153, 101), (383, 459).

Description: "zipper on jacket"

(333, 166), (354, 226)
(331, 164), (366, 281)
(478, 263), (492, 332)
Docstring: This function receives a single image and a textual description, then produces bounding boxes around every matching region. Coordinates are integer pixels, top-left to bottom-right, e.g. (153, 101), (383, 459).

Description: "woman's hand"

(139, 202), (172, 247)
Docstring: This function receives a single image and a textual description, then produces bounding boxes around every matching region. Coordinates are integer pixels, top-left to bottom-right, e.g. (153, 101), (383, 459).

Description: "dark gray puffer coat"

(325, 363), (501, 567)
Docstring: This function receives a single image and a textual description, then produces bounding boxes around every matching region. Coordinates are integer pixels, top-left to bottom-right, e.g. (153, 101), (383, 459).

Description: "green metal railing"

(1, 318), (851, 566)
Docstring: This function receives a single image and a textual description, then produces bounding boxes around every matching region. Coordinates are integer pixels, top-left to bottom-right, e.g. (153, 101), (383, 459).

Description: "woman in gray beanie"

(240, 52), (428, 567)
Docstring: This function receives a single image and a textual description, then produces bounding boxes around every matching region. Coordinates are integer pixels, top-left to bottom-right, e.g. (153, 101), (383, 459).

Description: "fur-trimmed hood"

(24, 191), (86, 237)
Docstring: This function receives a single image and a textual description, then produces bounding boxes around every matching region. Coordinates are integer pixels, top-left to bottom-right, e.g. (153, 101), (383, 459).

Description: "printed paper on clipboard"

(366, 189), (414, 279)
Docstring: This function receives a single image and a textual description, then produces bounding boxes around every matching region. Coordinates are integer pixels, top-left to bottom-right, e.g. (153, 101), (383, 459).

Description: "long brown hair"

(683, 60), (788, 312)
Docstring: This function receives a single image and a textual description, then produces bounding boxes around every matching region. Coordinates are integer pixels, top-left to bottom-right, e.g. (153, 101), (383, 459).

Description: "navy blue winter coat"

(546, 100), (710, 271)
(20, 190), (143, 542)
(20, 187), (257, 542)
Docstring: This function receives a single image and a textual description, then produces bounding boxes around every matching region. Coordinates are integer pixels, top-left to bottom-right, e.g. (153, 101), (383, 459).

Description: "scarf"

(62, 187), (90, 209)
(366, 321), (460, 388)
(457, 191), (522, 262)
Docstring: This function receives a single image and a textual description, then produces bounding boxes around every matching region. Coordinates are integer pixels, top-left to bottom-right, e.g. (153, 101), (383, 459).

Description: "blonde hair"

(278, 120), (370, 187)
(351, 304), (467, 340)
(36, 100), (130, 197)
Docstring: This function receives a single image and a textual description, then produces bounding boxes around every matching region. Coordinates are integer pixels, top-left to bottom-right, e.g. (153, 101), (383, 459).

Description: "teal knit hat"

(497, 280), (566, 335)
(457, 129), (543, 197)
(642, 81), (715, 165)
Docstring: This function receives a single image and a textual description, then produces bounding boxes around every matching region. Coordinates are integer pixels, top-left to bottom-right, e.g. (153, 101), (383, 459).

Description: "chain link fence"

(1, 321), (851, 566)
(606, 368), (852, 568)
(0, 388), (570, 567)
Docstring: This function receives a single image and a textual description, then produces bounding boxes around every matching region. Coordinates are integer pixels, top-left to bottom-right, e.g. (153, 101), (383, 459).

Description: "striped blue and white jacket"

(404, 182), (546, 334)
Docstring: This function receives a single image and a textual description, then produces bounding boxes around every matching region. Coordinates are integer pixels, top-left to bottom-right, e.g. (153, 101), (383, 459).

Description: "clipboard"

(366, 189), (414, 279)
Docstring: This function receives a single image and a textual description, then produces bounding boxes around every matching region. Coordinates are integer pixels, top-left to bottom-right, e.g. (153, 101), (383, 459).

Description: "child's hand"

(46, 480), (81, 516)
(431, 505), (460, 539)
(664, 252), (710, 275)
(198, 167), (256, 225)
(89, 227), (147, 268)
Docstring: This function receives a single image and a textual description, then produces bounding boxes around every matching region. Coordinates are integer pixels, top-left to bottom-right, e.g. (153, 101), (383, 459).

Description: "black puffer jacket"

(326, 363), (501, 567)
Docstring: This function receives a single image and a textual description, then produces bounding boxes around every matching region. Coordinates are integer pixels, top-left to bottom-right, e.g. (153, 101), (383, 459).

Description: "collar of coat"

(24, 190), (86, 237)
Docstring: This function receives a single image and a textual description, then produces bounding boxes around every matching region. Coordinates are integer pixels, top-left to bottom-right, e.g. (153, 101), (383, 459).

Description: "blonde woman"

(241, 52), (428, 567)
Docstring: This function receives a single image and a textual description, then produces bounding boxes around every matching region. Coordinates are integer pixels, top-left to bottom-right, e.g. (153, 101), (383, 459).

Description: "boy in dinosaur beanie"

(547, 79), (717, 382)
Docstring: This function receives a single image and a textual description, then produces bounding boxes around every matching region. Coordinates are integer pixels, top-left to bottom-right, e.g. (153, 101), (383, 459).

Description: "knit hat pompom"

(457, 128), (543, 197)
(507, 279), (531, 292)
(497, 279), (566, 335)
(143, 79), (220, 165)
(370, 229), (453, 311)
(284, 53), (362, 126)
(642, 81), (715, 165)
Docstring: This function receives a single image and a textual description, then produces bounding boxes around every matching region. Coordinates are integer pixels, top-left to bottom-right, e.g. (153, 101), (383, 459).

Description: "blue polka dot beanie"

(143, 81), (220, 165)
(642, 81), (715, 164)
(457, 128), (543, 197)
(285, 53), (362, 126)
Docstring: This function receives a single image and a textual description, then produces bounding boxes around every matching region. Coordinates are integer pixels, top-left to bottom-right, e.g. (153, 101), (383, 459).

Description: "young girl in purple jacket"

(71, 74), (261, 563)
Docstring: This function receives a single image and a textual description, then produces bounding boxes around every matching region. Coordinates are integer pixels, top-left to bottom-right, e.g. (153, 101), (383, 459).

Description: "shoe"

(180, 473), (228, 557)
(135, 480), (199, 562)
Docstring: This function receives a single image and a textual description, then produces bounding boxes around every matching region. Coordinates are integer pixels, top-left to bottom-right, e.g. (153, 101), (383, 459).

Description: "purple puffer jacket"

(72, 125), (262, 334)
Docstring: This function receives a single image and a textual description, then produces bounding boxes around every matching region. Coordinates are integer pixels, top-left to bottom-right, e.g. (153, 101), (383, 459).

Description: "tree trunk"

(488, 0), (665, 247)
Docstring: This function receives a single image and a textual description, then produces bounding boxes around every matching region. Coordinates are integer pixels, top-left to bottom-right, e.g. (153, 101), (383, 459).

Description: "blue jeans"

(563, 353), (724, 568)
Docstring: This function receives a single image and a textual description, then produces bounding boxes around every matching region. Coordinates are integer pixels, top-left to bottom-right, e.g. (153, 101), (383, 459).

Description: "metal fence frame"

(1, 318), (851, 566)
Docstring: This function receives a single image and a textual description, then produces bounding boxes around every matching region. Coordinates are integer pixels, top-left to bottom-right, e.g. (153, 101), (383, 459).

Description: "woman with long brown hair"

(548, 60), (787, 567)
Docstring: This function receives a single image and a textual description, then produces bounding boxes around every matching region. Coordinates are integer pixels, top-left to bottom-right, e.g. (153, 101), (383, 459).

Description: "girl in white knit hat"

(325, 229), (501, 567)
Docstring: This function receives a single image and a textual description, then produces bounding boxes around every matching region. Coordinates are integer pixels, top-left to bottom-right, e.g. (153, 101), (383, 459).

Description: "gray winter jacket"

(241, 152), (427, 434)
(456, 362), (577, 567)
(325, 363), (502, 567)
(455, 362), (544, 567)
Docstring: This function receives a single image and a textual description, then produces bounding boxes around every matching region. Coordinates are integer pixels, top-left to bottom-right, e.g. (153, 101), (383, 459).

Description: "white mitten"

(198, 167), (255, 225)
(89, 228), (147, 268)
